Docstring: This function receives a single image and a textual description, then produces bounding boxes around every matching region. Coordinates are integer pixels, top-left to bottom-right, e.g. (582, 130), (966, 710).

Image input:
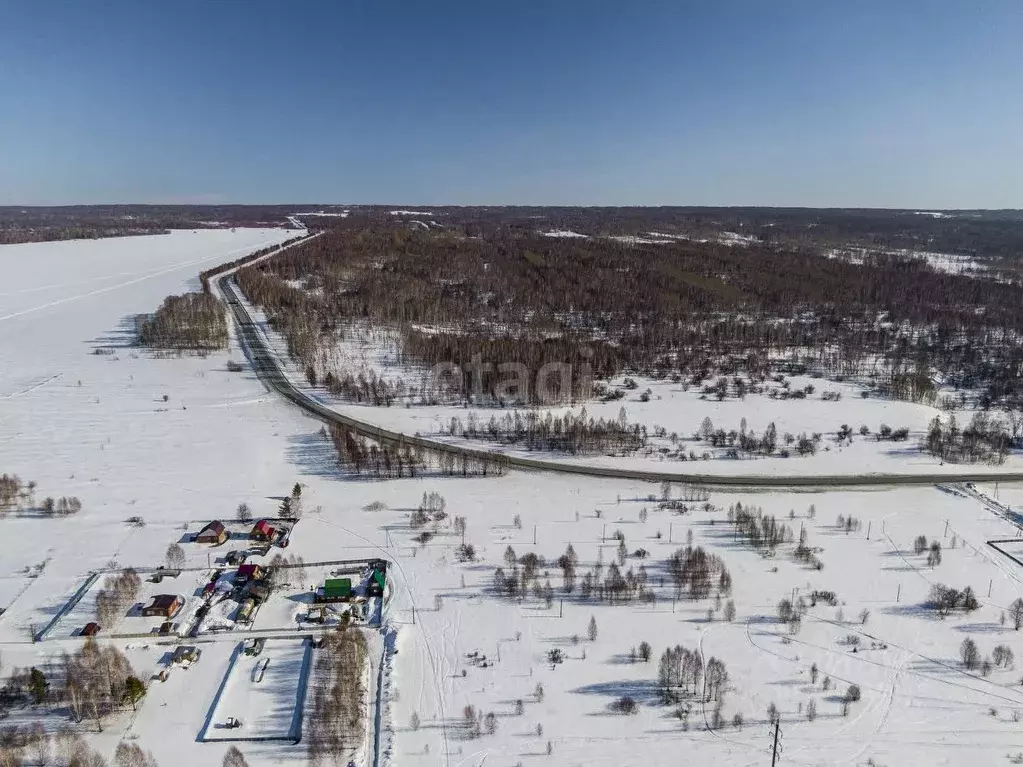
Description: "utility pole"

(533, 525), (537, 545)
(770, 720), (782, 766)
(866, 521), (871, 540)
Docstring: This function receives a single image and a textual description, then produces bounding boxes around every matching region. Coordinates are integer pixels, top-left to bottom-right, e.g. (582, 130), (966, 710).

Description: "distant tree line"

(230, 216), (1023, 411)
(198, 235), (306, 292)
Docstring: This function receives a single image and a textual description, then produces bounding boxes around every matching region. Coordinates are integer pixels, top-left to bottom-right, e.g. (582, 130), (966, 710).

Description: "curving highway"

(210, 244), (1023, 489)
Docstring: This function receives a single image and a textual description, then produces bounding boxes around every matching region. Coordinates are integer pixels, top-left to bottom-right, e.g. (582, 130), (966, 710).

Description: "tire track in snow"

(835, 650), (909, 765)
(312, 515), (451, 767)
(0, 373), (62, 399)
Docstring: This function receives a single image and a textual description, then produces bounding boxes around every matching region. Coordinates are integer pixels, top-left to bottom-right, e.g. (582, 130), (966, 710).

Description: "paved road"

(210, 256), (1023, 489)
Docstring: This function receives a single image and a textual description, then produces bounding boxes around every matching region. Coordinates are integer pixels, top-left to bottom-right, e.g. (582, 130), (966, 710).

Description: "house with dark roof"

(142, 594), (184, 618)
(196, 520), (228, 545)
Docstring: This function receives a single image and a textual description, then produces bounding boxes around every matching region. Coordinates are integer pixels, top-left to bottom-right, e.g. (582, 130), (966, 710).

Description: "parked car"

(81, 622), (101, 636)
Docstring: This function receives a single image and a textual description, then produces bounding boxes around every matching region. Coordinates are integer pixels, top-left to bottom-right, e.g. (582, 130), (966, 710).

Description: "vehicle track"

(312, 514), (451, 767)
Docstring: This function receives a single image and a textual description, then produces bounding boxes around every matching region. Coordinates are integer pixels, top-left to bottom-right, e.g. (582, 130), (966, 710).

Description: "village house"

(141, 594), (184, 618)
(195, 520), (228, 545)
(250, 519), (276, 542)
(236, 563), (262, 584)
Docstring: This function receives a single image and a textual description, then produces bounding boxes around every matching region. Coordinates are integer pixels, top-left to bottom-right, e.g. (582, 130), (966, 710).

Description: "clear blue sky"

(1, 1), (1021, 207)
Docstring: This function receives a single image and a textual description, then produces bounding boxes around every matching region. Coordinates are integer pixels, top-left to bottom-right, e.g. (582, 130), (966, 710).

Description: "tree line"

(307, 629), (368, 765)
(326, 423), (506, 478)
(446, 407), (645, 455)
(136, 293), (227, 350)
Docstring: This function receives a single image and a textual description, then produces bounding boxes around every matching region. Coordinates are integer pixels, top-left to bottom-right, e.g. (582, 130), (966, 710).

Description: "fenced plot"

(201, 637), (313, 743)
(43, 568), (208, 639)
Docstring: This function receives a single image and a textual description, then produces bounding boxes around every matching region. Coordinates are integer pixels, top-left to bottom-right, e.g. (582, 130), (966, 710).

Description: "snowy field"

(4, 229), (1023, 767)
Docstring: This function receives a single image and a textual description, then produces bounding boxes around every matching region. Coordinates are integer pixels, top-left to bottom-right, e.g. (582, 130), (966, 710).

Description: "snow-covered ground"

(203, 639), (310, 742)
(542, 229), (589, 238)
(825, 245), (984, 276)
(4, 229), (1023, 767)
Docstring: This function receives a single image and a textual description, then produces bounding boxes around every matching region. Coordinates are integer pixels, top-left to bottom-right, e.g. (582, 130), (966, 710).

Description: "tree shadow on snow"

(569, 678), (660, 705)
(286, 432), (345, 479)
(87, 313), (140, 351)
(880, 603), (935, 619)
(953, 621), (1007, 634)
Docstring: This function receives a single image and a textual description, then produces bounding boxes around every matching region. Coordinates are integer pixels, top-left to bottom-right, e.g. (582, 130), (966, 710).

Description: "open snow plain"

(3, 230), (1023, 766)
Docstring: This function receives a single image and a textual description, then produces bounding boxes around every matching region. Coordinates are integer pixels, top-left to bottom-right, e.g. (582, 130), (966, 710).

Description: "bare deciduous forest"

(136, 293), (228, 350)
(228, 208), (1023, 416)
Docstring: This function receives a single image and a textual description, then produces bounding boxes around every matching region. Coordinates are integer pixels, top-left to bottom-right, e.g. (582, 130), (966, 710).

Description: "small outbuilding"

(367, 568), (386, 598)
(196, 520), (228, 545)
(142, 594), (184, 619)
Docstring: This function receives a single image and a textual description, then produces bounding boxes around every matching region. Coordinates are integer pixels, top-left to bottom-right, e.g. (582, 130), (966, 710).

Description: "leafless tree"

(222, 746), (249, 767)
(961, 637), (980, 669)
(165, 544), (185, 570)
